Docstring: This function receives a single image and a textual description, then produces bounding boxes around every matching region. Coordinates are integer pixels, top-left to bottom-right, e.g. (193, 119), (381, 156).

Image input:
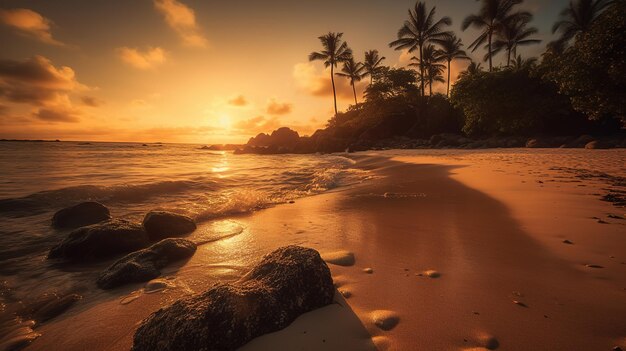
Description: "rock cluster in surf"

(131, 245), (335, 351)
(48, 204), (198, 263)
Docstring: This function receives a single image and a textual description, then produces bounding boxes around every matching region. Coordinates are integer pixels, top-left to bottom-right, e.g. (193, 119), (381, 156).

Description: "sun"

(217, 114), (233, 130)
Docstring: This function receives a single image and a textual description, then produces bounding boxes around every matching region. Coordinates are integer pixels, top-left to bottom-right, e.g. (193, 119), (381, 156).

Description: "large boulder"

(585, 140), (612, 149)
(48, 219), (149, 261)
(142, 211), (196, 241)
(97, 238), (197, 289)
(51, 202), (111, 229)
(132, 246), (334, 351)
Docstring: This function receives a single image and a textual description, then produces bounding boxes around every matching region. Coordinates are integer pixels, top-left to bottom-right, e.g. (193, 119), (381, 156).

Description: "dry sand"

(25, 149), (626, 351)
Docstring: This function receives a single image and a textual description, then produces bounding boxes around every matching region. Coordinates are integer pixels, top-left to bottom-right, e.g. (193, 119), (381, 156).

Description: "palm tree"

(458, 61), (484, 79)
(362, 50), (386, 85)
(551, 0), (613, 48)
(336, 57), (365, 105)
(389, 1), (452, 97)
(492, 16), (541, 66)
(462, 0), (530, 72)
(437, 35), (471, 96)
(309, 32), (353, 115)
(409, 45), (446, 96)
(510, 54), (538, 71)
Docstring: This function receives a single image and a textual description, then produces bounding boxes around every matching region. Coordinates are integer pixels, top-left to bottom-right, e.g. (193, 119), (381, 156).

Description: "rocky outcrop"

(48, 219), (149, 261)
(132, 246), (334, 351)
(51, 202), (111, 229)
(97, 238), (197, 289)
(142, 211), (196, 241)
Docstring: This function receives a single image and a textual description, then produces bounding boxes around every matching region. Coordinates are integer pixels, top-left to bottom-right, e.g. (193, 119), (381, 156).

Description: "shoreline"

(24, 149), (626, 351)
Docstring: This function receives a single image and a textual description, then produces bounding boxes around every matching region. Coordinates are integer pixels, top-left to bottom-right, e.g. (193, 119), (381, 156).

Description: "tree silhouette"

(462, 0), (530, 72)
(550, 0), (613, 50)
(363, 50), (386, 85)
(390, 1), (451, 97)
(510, 55), (538, 71)
(309, 32), (353, 115)
(336, 57), (366, 105)
(492, 16), (541, 66)
(437, 35), (471, 96)
(410, 45), (446, 96)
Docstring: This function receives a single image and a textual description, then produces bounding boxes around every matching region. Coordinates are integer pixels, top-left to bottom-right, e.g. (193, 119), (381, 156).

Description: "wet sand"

(25, 150), (626, 351)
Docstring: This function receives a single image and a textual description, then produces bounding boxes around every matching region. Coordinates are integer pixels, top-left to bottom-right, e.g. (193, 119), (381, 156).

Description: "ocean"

(0, 141), (370, 345)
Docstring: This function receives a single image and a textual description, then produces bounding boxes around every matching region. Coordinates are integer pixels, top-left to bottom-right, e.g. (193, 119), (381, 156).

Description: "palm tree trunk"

(429, 78), (433, 96)
(488, 26), (493, 72)
(330, 65), (337, 115)
(352, 81), (358, 105)
(447, 59), (451, 97)
(507, 49), (511, 66)
(419, 44), (425, 97)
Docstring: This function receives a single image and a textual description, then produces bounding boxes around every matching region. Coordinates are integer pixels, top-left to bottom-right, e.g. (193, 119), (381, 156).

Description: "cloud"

(228, 95), (248, 107)
(233, 115), (281, 134)
(81, 96), (103, 107)
(0, 56), (90, 123)
(153, 0), (208, 48)
(33, 107), (80, 123)
(0, 8), (65, 46)
(117, 47), (167, 70)
(266, 99), (292, 115)
(293, 62), (367, 101)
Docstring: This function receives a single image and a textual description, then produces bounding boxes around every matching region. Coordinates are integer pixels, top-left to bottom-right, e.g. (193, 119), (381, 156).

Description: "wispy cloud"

(81, 96), (104, 107)
(292, 62), (366, 101)
(233, 115), (281, 134)
(0, 8), (66, 46)
(153, 0), (208, 48)
(228, 95), (248, 107)
(117, 47), (167, 70)
(266, 99), (292, 115)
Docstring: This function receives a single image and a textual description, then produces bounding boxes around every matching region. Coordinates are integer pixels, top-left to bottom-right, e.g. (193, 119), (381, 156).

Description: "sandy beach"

(19, 149), (624, 351)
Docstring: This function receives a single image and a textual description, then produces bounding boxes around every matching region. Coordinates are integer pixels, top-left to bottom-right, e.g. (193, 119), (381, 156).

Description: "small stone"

(425, 270), (440, 278)
(484, 336), (499, 350)
(371, 310), (400, 331)
(585, 264), (604, 269)
(288, 200), (295, 204)
(612, 347), (623, 351)
(363, 267), (373, 274)
(339, 289), (352, 298)
(562, 239), (573, 244)
(513, 300), (528, 308)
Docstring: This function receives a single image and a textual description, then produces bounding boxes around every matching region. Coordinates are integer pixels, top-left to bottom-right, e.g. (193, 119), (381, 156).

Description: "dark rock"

(48, 219), (149, 261)
(585, 140), (611, 149)
(27, 293), (82, 322)
(97, 238), (197, 289)
(142, 211), (196, 241)
(132, 246), (334, 351)
(526, 138), (547, 148)
(51, 202), (111, 229)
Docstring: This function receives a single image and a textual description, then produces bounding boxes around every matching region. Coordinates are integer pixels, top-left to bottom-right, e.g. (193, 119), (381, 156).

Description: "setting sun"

(0, 1), (624, 351)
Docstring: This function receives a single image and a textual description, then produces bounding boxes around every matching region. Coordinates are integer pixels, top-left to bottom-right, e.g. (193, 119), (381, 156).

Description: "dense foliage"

(450, 67), (591, 136)
(541, 1), (625, 122)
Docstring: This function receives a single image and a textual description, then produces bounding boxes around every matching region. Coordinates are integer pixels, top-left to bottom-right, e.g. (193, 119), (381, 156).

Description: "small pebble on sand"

(144, 278), (175, 294)
(321, 251), (356, 266)
(562, 239), (573, 244)
(425, 270), (441, 278)
(371, 310), (400, 331)
(513, 300), (528, 308)
(363, 267), (373, 274)
(339, 289), (352, 298)
(585, 264), (604, 269)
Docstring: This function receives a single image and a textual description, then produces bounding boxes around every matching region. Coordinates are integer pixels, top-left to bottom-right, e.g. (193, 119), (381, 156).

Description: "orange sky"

(0, 0), (568, 143)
